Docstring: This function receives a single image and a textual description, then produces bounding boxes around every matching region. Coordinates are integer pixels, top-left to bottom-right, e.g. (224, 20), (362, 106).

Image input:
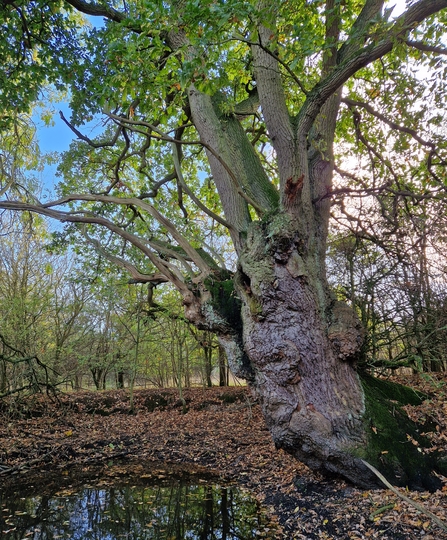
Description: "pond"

(0, 463), (276, 539)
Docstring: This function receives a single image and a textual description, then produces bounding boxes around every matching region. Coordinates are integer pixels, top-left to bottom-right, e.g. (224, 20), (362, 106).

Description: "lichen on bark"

(199, 275), (254, 381)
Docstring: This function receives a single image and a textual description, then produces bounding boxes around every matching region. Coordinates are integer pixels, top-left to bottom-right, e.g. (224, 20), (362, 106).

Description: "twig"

(0, 463), (12, 475)
(361, 460), (447, 532)
(0, 450), (57, 476)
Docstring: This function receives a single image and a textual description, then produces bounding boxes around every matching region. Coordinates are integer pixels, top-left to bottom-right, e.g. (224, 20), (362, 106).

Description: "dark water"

(0, 476), (274, 539)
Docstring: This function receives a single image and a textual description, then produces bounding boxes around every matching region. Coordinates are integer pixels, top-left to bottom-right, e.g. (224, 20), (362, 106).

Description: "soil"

(0, 376), (446, 539)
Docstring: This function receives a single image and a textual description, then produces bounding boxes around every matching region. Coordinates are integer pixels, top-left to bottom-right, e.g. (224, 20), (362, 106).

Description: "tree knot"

(328, 301), (364, 362)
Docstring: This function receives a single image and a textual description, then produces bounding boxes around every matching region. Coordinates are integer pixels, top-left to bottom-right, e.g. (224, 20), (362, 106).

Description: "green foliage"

(3, 0), (445, 301)
(0, 0), (81, 127)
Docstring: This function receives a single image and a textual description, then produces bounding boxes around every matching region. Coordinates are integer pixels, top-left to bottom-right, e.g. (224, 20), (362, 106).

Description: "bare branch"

(171, 142), (234, 232)
(0, 199), (192, 294)
(105, 112), (265, 213)
(62, 108), (175, 201)
(341, 97), (436, 148)
(59, 111), (123, 148)
(81, 226), (168, 284)
(127, 273), (169, 285)
(361, 460), (447, 532)
(139, 171), (177, 199)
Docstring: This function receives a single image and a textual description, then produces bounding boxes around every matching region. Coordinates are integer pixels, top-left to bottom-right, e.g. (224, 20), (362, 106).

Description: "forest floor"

(0, 375), (447, 539)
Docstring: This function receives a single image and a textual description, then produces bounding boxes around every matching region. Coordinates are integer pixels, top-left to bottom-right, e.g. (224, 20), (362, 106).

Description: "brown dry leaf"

(0, 383), (446, 539)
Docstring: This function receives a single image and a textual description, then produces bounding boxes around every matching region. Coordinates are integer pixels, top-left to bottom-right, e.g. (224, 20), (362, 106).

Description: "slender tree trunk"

(0, 359), (7, 393)
(220, 488), (229, 540)
(116, 370), (125, 389)
(202, 339), (213, 388)
(74, 373), (82, 390)
(184, 343), (190, 388)
(91, 368), (101, 390)
(218, 344), (228, 387)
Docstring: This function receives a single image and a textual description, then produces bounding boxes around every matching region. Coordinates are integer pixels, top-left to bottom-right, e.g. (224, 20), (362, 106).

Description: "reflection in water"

(0, 478), (271, 539)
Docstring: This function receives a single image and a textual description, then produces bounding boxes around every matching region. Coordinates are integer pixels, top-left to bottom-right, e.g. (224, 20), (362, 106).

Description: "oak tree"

(1, 0), (447, 488)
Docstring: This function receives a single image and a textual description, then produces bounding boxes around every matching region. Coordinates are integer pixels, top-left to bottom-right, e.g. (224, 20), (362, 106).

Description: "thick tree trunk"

(235, 217), (368, 483)
(234, 216), (444, 489)
(180, 37), (446, 487)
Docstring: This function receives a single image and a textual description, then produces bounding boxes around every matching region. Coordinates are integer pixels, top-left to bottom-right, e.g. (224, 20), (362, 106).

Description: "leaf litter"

(0, 377), (446, 539)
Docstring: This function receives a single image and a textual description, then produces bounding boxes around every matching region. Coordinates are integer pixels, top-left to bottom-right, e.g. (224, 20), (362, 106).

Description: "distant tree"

(0, 213), (60, 396)
(1, 0), (447, 487)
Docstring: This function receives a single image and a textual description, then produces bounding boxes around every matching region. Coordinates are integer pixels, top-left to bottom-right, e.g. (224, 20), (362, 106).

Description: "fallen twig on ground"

(362, 459), (447, 532)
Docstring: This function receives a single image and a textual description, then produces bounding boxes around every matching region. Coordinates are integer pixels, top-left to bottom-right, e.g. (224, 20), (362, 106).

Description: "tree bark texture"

(234, 217), (378, 485)
(231, 217), (444, 489)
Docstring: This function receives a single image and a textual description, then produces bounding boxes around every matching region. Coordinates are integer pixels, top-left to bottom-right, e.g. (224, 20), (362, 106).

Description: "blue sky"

(34, 102), (74, 196)
(37, 102), (74, 154)
(34, 14), (105, 192)
(34, 100), (104, 195)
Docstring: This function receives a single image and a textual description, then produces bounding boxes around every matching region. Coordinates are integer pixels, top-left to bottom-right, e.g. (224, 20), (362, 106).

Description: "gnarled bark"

(232, 215), (443, 489)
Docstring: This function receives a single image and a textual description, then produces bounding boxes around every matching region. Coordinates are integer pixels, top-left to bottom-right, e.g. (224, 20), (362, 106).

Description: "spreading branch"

(297, 0), (447, 140)
(81, 227), (170, 284)
(0, 199), (193, 294)
(44, 193), (212, 277)
(252, 18), (296, 183)
(63, 0), (125, 23)
(406, 39), (447, 56)
(105, 112), (265, 214)
(171, 142), (234, 232)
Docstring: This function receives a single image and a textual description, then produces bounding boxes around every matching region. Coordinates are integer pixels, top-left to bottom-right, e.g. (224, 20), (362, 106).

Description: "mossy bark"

(224, 216), (444, 490)
(183, 214), (445, 490)
(358, 373), (443, 490)
(183, 274), (255, 382)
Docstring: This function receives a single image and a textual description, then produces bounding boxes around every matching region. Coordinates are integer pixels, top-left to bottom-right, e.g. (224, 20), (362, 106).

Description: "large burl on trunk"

(231, 215), (444, 490)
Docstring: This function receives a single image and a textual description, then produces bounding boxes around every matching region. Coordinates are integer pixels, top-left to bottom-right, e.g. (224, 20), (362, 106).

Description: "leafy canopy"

(0, 0), (446, 297)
